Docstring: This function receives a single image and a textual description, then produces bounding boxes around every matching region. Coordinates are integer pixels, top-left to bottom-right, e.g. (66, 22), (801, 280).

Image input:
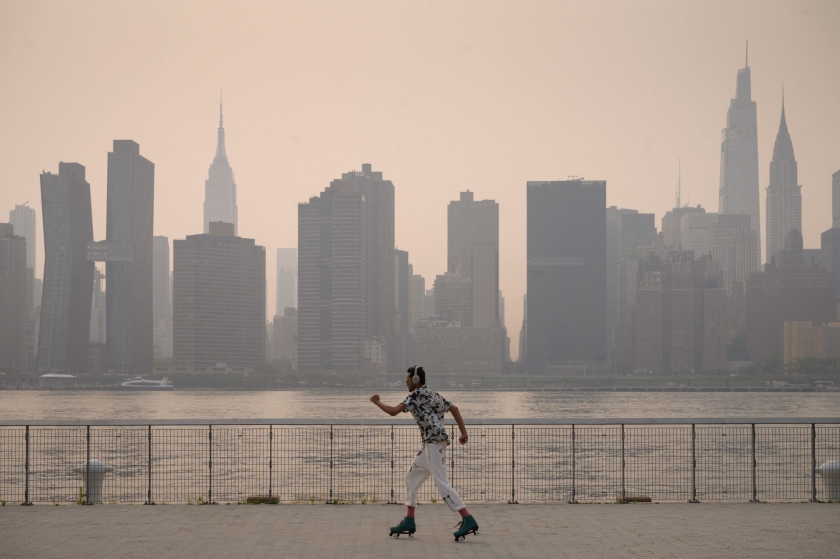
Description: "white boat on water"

(120, 376), (174, 390)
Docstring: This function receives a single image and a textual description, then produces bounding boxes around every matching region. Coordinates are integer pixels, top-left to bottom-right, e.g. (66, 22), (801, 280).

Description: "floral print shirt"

(402, 386), (452, 444)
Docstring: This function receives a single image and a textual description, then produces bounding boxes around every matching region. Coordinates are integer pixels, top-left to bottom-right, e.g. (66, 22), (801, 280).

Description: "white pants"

(405, 442), (465, 512)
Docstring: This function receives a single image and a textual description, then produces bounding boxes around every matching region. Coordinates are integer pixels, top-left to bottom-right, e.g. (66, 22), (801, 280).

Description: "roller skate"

(453, 515), (479, 542)
(389, 516), (416, 539)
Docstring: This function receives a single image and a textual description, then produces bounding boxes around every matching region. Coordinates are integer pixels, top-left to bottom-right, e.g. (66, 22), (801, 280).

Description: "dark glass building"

(298, 163), (395, 372)
(38, 163), (94, 374)
(527, 180), (606, 374)
(105, 140), (154, 375)
(173, 223), (265, 368)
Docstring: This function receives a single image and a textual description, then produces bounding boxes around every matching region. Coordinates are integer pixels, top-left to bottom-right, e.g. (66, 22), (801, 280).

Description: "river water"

(1, 389), (838, 420)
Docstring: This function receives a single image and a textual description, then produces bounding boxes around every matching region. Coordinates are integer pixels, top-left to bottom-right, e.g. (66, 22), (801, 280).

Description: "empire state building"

(203, 101), (238, 234)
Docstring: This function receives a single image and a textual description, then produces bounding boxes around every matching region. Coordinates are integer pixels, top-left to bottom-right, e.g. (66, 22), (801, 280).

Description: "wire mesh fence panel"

(755, 426), (810, 501)
(695, 426), (752, 500)
(28, 428), (88, 503)
(816, 426), (840, 501)
(331, 427), (391, 504)
(1, 422), (838, 504)
(455, 427), (513, 502)
(152, 427), (209, 504)
(575, 427), (622, 502)
(515, 427), (572, 502)
(625, 426), (692, 501)
(210, 428), (242, 503)
(90, 428), (147, 503)
(0, 428), (25, 504)
(273, 427), (330, 503)
(241, 428), (271, 501)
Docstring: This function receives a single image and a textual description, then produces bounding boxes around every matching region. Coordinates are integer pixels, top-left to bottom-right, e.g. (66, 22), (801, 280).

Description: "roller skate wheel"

(391, 533), (399, 538)
(474, 530), (480, 536)
(408, 533), (415, 539)
(455, 536), (465, 542)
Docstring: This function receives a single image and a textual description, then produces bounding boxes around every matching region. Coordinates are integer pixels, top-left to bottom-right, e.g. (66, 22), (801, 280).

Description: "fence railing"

(1, 418), (838, 505)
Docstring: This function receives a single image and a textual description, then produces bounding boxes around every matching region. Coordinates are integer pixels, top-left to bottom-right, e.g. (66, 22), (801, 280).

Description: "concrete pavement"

(2, 502), (838, 558)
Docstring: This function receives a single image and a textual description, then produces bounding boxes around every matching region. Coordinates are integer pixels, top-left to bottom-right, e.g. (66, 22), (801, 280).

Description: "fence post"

(508, 424), (518, 504)
(388, 425), (395, 504)
(268, 425), (273, 502)
(620, 424), (626, 503)
(450, 424), (455, 488)
(569, 424), (578, 504)
(208, 425), (213, 504)
(85, 425), (91, 505)
(689, 424), (698, 503)
(327, 425), (333, 504)
(810, 423), (817, 503)
(749, 423), (759, 503)
(22, 425), (31, 505)
(144, 425), (152, 504)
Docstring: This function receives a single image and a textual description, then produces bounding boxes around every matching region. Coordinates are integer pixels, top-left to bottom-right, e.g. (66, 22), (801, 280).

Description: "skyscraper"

(471, 243), (498, 328)
(527, 179), (607, 374)
(662, 206), (705, 250)
(719, 46), (761, 264)
(765, 96), (802, 263)
(173, 223), (265, 368)
(90, 140), (154, 375)
(0, 223), (29, 373)
(747, 231), (836, 361)
(433, 271), (472, 325)
(90, 267), (106, 343)
(408, 273), (426, 330)
(393, 249), (410, 371)
(276, 248), (297, 316)
(447, 191), (499, 279)
(447, 191), (499, 327)
(9, 203), (35, 270)
(820, 171), (840, 309)
(606, 207), (655, 355)
(153, 236), (171, 359)
(680, 212), (759, 294)
(38, 163), (94, 374)
(9, 203), (36, 309)
(272, 307), (298, 368)
(631, 252), (727, 374)
(153, 236), (170, 324)
(203, 101), (238, 234)
(297, 163), (395, 371)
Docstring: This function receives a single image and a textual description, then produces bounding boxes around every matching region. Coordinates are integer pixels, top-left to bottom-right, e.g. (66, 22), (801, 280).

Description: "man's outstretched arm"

(449, 405), (469, 445)
(370, 394), (406, 416)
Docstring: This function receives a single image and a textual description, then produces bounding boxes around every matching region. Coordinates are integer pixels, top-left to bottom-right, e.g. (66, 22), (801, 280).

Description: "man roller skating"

(370, 366), (479, 542)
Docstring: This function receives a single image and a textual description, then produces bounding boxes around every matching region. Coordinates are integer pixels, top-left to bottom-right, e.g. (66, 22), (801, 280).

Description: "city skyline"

(2, 2), (840, 361)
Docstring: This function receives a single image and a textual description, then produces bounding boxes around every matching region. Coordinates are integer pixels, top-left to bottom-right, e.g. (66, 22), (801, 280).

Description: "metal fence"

(0, 418), (838, 505)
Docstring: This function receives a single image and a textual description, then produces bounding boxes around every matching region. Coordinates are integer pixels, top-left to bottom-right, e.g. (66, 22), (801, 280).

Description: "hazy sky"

(2, 1), (839, 360)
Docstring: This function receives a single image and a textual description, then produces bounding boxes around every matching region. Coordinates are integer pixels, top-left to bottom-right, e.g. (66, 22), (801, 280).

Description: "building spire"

(779, 85), (788, 133)
(745, 40), (749, 67)
(215, 91), (227, 160)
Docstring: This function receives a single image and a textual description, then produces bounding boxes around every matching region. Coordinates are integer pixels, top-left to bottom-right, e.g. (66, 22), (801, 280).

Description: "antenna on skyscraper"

(745, 40), (749, 67)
